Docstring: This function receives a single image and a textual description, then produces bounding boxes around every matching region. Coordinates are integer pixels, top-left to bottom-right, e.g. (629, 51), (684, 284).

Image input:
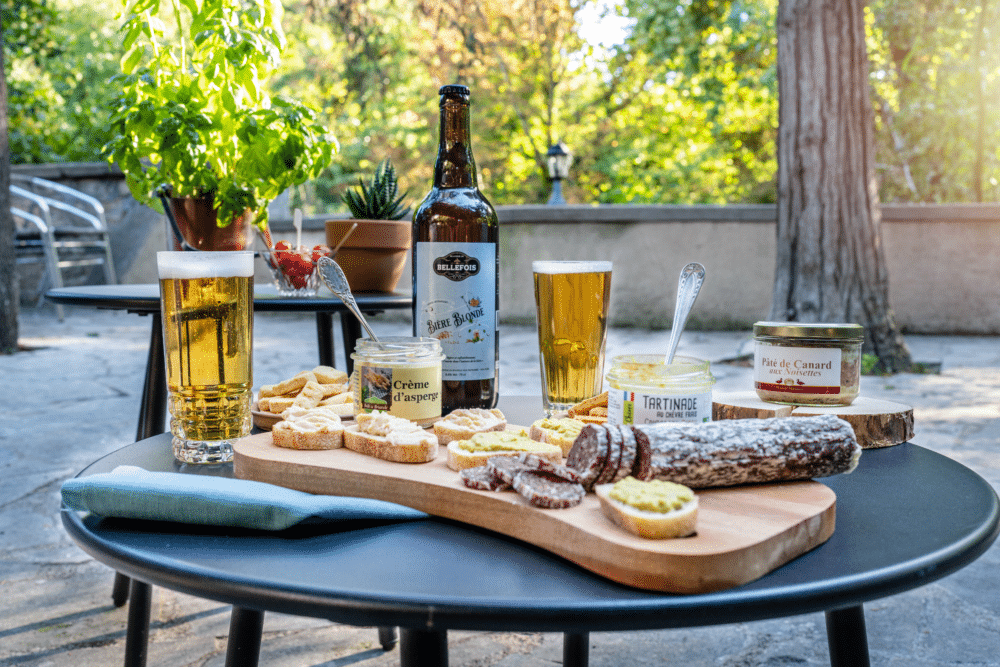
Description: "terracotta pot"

(170, 195), (253, 251)
(325, 219), (412, 292)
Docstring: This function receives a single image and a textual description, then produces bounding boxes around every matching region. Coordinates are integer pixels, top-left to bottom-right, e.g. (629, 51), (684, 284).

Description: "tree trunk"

(0, 39), (20, 355)
(772, 0), (911, 373)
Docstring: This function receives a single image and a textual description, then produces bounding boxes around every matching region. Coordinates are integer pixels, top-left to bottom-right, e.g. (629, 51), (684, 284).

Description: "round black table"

(62, 397), (999, 667)
(46, 283), (412, 440)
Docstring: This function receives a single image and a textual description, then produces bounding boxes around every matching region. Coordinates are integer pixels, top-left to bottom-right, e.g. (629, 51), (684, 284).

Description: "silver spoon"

(317, 256), (383, 346)
(664, 262), (706, 366)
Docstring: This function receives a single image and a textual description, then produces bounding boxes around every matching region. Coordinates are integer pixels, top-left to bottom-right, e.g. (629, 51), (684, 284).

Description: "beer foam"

(532, 260), (612, 274)
(157, 251), (255, 279)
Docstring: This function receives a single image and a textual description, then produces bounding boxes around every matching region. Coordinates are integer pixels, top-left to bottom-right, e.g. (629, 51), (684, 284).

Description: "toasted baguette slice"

(528, 417), (585, 457)
(272, 406), (345, 450)
(594, 477), (698, 539)
(446, 432), (562, 471)
(343, 412), (437, 463)
(433, 408), (507, 445)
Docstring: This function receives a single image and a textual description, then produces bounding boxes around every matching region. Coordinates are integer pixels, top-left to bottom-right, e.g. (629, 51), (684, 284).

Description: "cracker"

(291, 380), (325, 410)
(264, 396), (296, 414)
(319, 380), (350, 399)
(574, 414), (608, 424)
(568, 391), (608, 417)
(266, 372), (315, 397)
(319, 392), (353, 406)
(313, 365), (349, 384)
(589, 406), (608, 418)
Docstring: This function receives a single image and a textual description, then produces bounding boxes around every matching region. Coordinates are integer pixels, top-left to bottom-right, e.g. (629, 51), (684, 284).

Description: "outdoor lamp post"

(546, 142), (573, 205)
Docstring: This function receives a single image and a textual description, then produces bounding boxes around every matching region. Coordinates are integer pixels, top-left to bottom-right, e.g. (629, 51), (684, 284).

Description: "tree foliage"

(7, 0), (1000, 206)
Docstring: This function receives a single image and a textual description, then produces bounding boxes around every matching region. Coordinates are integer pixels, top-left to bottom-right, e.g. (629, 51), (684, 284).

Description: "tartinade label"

(433, 251), (480, 281)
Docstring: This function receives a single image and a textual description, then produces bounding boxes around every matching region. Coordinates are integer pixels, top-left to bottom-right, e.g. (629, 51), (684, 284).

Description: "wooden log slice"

(713, 391), (914, 449)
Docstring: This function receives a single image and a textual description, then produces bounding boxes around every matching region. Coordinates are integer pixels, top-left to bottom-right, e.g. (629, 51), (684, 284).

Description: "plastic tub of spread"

(753, 322), (863, 406)
(352, 337), (444, 425)
(606, 354), (715, 425)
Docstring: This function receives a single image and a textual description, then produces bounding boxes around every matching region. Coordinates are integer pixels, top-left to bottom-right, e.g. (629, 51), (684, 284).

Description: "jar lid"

(353, 336), (444, 360)
(754, 321), (864, 340)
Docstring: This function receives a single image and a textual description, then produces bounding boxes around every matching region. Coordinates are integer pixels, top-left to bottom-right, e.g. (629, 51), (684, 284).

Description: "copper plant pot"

(170, 195), (253, 251)
(325, 219), (412, 292)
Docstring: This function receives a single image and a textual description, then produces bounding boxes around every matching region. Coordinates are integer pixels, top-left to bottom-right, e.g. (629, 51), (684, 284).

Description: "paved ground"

(2, 302), (999, 667)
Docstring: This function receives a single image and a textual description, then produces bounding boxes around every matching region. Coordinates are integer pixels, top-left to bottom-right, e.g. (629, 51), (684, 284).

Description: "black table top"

(46, 283), (412, 314)
(62, 397), (999, 633)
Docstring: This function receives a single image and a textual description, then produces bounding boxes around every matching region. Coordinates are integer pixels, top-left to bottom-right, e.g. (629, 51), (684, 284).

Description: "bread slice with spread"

(447, 431), (562, 471)
(343, 411), (438, 463)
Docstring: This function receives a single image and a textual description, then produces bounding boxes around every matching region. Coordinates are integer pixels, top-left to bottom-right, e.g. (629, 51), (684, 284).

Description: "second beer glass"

(533, 261), (612, 415)
(157, 251), (254, 464)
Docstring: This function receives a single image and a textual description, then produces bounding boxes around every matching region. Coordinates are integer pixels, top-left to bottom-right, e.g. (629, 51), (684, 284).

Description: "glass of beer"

(533, 261), (612, 416)
(157, 251), (254, 464)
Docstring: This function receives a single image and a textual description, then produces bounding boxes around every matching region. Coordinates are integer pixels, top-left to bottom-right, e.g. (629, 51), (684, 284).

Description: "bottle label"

(415, 242), (496, 381)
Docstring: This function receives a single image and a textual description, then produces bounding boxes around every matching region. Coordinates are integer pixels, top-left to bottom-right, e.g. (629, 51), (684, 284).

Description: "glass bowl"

(261, 244), (326, 297)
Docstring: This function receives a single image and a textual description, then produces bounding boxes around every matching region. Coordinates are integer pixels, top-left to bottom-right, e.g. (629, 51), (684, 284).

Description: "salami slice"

(486, 456), (532, 486)
(566, 424), (610, 490)
(632, 427), (652, 481)
(613, 425), (638, 483)
(515, 452), (583, 484)
(634, 414), (862, 488)
(595, 423), (623, 485)
(512, 469), (586, 509)
(459, 465), (509, 491)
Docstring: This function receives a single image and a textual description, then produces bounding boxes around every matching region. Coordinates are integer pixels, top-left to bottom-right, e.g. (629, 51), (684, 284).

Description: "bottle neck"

(434, 97), (477, 189)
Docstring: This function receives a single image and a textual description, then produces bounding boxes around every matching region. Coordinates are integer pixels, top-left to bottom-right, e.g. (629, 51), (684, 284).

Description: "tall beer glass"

(533, 261), (612, 416)
(157, 251), (254, 464)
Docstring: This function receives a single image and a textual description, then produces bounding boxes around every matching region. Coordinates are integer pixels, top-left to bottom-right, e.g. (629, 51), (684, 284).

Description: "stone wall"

(14, 163), (1000, 334)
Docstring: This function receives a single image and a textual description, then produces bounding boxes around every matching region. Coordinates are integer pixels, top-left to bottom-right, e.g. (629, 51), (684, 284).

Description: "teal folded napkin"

(61, 466), (427, 530)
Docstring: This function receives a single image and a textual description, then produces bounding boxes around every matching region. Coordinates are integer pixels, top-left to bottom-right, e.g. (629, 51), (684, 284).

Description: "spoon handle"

(664, 262), (706, 365)
(317, 257), (383, 344)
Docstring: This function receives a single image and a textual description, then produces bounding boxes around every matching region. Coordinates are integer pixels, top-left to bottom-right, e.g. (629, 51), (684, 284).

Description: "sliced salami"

(595, 423), (623, 485)
(613, 425), (638, 483)
(515, 452), (583, 484)
(566, 424), (610, 490)
(459, 465), (509, 491)
(512, 469), (586, 509)
(486, 456), (532, 486)
(632, 427), (652, 481)
(634, 414), (862, 488)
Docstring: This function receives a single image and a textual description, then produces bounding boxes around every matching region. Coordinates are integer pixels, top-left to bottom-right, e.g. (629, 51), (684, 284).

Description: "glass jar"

(753, 322), (864, 406)
(606, 354), (716, 425)
(351, 337), (444, 425)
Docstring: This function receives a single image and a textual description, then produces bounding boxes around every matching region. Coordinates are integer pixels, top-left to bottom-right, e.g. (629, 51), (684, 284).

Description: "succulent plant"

(342, 159), (411, 220)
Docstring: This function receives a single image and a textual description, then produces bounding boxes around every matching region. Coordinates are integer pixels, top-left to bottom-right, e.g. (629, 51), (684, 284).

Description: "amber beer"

(157, 251), (254, 464)
(413, 85), (500, 412)
(533, 261), (612, 415)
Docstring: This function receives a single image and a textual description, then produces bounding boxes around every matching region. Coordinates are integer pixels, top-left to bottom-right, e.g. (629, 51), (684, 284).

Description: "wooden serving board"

(233, 432), (837, 594)
(713, 391), (914, 449)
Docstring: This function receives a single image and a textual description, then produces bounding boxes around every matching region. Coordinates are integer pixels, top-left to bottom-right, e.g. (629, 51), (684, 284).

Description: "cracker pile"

(257, 365), (353, 418)
(569, 391), (608, 424)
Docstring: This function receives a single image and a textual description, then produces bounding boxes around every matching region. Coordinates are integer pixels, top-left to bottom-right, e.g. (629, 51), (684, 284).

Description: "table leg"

(123, 580), (151, 667)
(340, 314), (363, 376)
(136, 312), (167, 440)
(825, 605), (871, 667)
(225, 607), (265, 667)
(563, 632), (590, 667)
(399, 628), (448, 667)
(378, 626), (399, 650)
(315, 312), (335, 368)
(111, 572), (131, 607)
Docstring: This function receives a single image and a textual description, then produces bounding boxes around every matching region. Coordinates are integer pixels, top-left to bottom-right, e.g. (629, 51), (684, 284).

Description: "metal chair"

(10, 175), (117, 319)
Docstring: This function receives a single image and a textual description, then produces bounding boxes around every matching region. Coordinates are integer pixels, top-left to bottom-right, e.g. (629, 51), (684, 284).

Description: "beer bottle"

(412, 84), (499, 412)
